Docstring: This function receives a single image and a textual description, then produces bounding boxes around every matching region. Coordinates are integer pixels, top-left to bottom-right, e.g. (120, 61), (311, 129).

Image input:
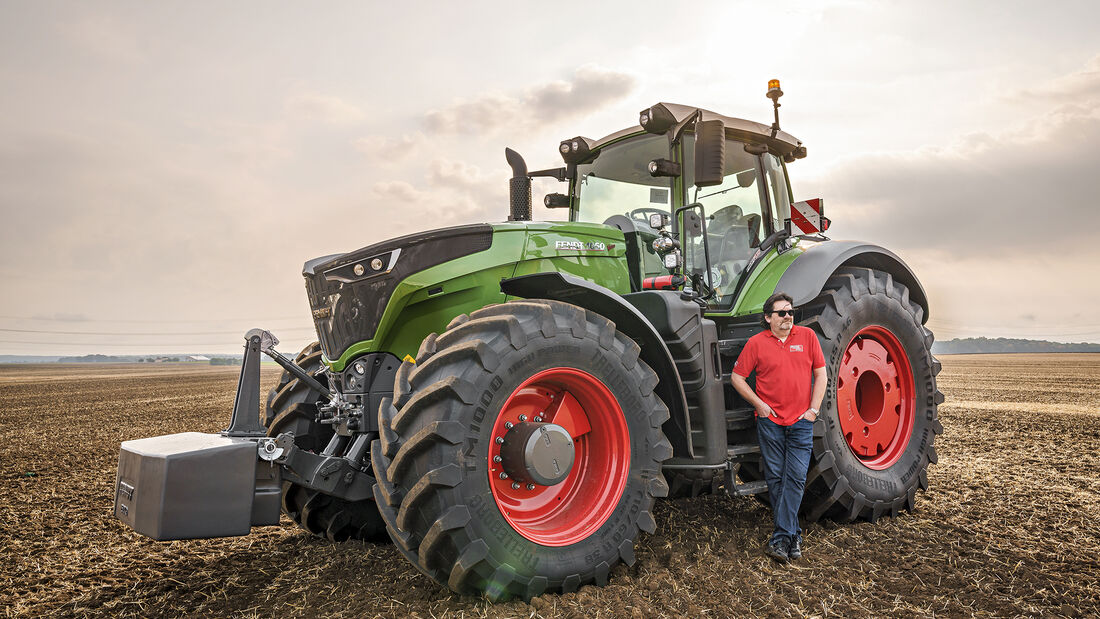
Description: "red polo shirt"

(733, 325), (825, 426)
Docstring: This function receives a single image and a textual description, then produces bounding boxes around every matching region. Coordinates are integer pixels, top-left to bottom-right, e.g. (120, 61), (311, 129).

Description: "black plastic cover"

(304, 224), (493, 361)
(625, 291), (726, 465)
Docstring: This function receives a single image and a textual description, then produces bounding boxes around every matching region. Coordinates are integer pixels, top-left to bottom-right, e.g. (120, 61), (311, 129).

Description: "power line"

(0, 339), (316, 348)
(0, 327), (315, 336)
(0, 315), (307, 324)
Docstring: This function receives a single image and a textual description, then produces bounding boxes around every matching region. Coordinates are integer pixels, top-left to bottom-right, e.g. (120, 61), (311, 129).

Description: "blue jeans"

(756, 417), (813, 545)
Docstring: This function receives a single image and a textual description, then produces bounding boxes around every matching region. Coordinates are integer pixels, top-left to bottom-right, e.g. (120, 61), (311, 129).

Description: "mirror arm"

(528, 167), (568, 182)
(673, 202), (715, 299)
(668, 110), (703, 148)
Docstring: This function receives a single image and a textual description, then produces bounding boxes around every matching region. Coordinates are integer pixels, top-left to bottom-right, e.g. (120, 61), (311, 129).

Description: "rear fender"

(501, 272), (693, 458)
(774, 241), (930, 323)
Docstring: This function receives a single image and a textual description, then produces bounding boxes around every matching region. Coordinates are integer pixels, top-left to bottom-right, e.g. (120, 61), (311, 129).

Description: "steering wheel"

(629, 207), (668, 224)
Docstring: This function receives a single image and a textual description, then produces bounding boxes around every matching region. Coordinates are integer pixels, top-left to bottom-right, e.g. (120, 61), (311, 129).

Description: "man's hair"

(761, 292), (794, 327)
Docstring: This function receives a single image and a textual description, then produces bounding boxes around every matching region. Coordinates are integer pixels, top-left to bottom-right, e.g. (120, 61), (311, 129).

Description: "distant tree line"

(932, 337), (1100, 354)
(59, 354), (127, 363)
(210, 357), (242, 365)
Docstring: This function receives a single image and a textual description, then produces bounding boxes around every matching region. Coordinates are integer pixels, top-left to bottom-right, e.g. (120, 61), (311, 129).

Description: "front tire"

(372, 300), (672, 600)
(799, 267), (944, 522)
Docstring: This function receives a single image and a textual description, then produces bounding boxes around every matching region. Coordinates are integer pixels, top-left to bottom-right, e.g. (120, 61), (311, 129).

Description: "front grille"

(303, 224), (493, 361)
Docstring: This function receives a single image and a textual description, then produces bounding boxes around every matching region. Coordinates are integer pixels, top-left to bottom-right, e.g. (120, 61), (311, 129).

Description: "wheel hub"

(487, 367), (630, 547)
(836, 326), (916, 469)
(498, 422), (575, 486)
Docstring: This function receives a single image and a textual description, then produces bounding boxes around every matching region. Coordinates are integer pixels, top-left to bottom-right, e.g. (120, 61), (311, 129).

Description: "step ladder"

(724, 444), (768, 497)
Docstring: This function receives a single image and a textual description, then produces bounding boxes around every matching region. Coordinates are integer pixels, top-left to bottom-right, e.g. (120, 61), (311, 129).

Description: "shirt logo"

(789, 344), (803, 352)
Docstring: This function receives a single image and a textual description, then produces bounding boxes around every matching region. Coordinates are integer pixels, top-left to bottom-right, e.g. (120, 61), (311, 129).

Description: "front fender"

(500, 272), (693, 458)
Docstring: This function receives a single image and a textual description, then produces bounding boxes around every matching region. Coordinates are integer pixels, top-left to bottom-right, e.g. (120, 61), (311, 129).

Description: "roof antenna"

(767, 79), (783, 138)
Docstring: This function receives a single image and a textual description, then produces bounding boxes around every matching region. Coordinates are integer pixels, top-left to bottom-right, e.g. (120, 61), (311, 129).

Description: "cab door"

(681, 135), (774, 311)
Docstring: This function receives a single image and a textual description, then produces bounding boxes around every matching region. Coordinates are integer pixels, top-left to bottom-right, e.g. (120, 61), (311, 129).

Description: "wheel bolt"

(495, 437), (505, 444)
(518, 414), (527, 422)
(511, 482), (521, 490)
(533, 416), (543, 422)
(504, 421), (513, 429)
(493, 455), (502, 463)
(499, 472), (508, 479)
(526, 484), (535, 490)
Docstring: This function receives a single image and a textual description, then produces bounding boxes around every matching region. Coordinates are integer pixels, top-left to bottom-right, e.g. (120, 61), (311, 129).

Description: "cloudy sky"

(1, 1), (1098, 356)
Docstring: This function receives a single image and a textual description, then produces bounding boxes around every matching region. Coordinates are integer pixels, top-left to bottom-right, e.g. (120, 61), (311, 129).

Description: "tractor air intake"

(505, 148), (531, 221)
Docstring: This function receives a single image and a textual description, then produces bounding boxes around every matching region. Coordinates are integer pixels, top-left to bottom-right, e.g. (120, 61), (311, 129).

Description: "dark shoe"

(764, 538), (789, 563)
(788, 537), (802, 560)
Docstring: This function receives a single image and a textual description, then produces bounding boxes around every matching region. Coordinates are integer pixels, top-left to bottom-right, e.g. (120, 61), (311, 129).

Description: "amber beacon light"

(767, 79), (783, 100)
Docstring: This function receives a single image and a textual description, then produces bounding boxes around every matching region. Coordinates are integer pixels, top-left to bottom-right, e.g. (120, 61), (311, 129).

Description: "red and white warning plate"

(790, 198), (831, 234)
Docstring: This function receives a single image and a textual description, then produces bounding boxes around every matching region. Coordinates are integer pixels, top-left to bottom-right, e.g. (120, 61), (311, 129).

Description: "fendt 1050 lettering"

(114, 82), (943, 601)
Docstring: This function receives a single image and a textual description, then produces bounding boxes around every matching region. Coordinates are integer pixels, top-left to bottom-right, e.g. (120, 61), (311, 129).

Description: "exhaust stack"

(505, 148), (531, 221)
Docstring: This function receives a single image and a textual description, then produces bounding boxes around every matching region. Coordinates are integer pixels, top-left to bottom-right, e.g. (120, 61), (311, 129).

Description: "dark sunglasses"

(769, 309), (795, 317)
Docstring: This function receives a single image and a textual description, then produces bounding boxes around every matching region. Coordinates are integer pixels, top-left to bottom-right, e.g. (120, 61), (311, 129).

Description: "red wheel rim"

(836, 326), (915, 469)
(487, 367), (630, 546)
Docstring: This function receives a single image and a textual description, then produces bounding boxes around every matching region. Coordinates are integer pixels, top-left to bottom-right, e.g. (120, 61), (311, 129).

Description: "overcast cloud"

(813, 63), (1100, 258)
(424, 65), (636, 136)
(1, 1), (1099, 355)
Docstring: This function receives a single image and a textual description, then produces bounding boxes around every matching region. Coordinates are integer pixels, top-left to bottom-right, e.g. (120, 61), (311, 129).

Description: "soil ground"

(2, 354), (1098, 617)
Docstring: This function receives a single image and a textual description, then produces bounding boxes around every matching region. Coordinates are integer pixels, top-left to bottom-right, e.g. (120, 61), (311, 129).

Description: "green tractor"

(114, 83), (943, 601)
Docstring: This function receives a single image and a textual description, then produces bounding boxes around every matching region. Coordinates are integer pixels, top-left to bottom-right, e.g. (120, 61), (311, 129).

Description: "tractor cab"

(561, 99), (806, 309)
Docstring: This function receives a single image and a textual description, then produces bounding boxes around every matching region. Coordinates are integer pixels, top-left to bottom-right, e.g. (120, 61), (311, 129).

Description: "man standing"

(731, 292), (827, 562)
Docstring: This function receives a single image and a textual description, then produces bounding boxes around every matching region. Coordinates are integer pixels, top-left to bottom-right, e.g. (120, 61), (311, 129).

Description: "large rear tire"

(265, 342), (384, 541)
(798, 267), (944, 523)
(372, 300), (672, 600)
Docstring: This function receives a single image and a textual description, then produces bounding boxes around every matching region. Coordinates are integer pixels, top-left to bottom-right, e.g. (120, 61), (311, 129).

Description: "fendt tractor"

(114, 81), (943, 601)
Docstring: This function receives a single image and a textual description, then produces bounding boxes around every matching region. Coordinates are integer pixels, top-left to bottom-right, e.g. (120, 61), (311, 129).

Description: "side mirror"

(694, 119), (725, 187)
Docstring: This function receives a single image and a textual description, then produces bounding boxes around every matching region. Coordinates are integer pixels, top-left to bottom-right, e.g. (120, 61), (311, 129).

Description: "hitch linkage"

(223, 329), (375, 502)
(225, 328), (332, 437)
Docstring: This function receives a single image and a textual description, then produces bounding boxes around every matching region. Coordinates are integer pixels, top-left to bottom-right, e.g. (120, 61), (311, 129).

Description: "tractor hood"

(302, 220), (629, 366)
(303, 224), (494, 362)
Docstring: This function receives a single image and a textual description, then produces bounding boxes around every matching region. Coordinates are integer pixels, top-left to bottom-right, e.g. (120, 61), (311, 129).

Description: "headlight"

(652, 236), (674, 252)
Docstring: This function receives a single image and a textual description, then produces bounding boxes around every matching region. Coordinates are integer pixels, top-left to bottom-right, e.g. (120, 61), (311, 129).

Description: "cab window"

(763, 153), (790, 232)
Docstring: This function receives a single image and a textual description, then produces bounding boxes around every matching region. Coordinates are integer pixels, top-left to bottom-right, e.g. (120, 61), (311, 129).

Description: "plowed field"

(2, 354), (1098, 617)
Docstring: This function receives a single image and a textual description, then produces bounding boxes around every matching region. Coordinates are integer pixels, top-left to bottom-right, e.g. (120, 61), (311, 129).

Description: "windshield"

(572, 134), (673, 226)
